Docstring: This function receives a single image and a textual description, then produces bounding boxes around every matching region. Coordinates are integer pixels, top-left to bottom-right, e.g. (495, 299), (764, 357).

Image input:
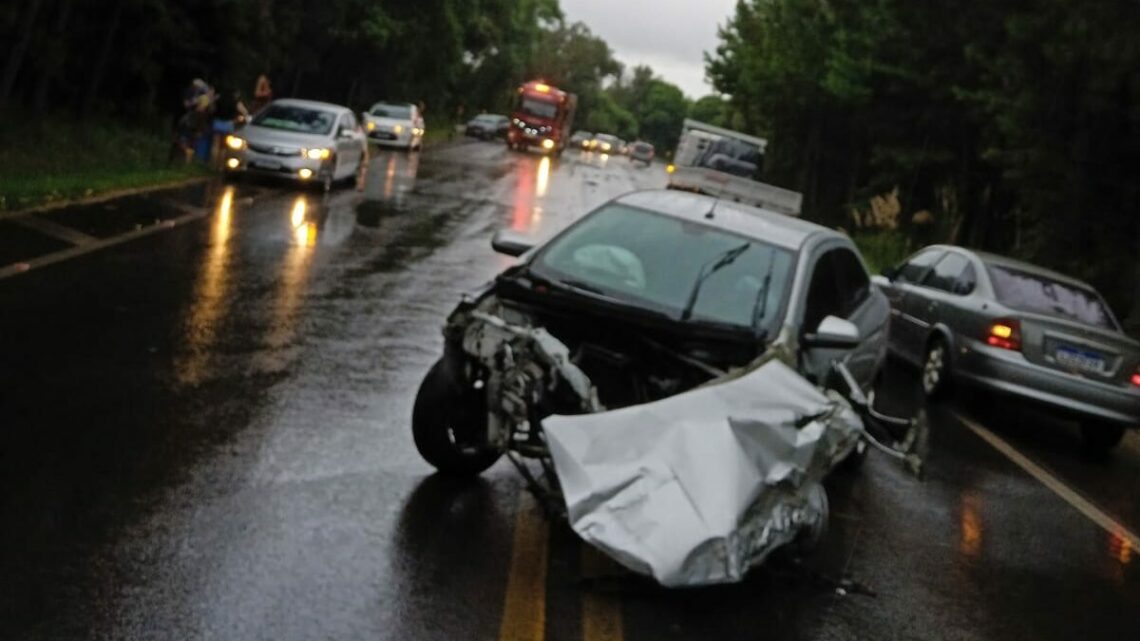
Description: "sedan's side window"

(897, 250), (944, 284)
(832, 248), (871, 315)
(803, 252), (843, 334)
(923, 253), (973, 294)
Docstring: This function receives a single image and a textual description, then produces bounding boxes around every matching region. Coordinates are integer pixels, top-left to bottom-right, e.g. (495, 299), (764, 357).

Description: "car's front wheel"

(1080, 421), (1127, 453)
(412, 356), (502, 476)
(922, 338), (952, 401)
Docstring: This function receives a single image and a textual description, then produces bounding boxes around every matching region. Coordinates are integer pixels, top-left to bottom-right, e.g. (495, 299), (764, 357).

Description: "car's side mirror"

(338, 127), (354, 139)
(491, 230), (536, 257)
(803, 316), (861, 349)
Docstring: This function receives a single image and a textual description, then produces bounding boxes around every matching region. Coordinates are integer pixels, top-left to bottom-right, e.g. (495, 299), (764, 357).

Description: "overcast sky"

(559, 0), (739, 98)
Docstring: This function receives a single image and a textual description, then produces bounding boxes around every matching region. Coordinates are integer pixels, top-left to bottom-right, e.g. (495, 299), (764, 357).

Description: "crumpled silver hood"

(543, 359), (862, 587)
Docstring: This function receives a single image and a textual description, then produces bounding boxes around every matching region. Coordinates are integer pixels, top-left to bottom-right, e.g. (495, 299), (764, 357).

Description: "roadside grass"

(0, 114), (208, 212)
(852, 229), (911, 275)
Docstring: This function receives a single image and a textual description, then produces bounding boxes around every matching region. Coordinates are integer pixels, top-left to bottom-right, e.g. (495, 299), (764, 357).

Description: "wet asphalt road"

(1, 140), (1138, 640)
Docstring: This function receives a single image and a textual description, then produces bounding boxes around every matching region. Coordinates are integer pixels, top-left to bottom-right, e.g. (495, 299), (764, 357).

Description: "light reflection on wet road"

(0, 141), (1138, 640)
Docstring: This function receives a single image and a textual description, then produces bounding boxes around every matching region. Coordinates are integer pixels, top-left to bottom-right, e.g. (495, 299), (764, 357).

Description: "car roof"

(271, 98), (348, 113)
(615, 190), (833, 251)
(931, 245), (1096, 290)
(370, 101), (414, 109)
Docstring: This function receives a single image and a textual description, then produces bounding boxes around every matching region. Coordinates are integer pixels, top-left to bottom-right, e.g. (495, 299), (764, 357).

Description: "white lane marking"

(12, 215), (99, 246)
(954, 411), (1140, 549)
(0, 206), (209, 280)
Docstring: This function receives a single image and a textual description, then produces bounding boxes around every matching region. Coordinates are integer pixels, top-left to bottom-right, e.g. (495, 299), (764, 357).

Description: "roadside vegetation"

(0, 117), (206, 211)
(706, 0), (1140, 322)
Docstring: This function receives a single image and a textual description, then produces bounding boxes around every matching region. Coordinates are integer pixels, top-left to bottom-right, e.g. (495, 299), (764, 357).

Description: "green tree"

(689, 94), (729, 127)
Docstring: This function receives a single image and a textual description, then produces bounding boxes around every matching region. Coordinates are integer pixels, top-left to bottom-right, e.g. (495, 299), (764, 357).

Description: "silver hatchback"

(877, 245), (1140, 450)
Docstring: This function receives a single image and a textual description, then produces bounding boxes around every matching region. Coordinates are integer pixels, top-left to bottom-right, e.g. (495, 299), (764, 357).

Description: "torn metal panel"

(543, 360), (862, 587)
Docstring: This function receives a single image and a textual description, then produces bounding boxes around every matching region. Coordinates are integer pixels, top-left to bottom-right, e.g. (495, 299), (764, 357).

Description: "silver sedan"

(877, 245), (1140, 450)
(222, 99), (367, 191)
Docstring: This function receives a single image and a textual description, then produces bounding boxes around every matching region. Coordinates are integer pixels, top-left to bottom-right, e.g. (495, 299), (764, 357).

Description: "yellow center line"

(499, 491), (549, 641)
(954, 411), (1140, 549)
(581, 546), (624, 641)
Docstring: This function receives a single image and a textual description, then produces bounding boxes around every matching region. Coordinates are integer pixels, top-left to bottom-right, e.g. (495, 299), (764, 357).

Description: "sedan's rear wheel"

(412, 357), (502, 476)
(1080, 422), (1127, 453)
(922, 338), (952, 401)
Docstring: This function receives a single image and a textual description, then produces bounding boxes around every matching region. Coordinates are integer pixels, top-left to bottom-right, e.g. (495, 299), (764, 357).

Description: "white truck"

(666, 119), (803, 216)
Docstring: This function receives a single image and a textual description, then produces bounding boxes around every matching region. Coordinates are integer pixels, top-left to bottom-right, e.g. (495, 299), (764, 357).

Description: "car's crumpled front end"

(544, 358), (861, 586)
(441, 289), (870, 587)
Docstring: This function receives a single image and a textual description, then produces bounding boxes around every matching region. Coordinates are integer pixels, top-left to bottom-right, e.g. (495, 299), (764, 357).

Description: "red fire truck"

(507, 80), (577, 155)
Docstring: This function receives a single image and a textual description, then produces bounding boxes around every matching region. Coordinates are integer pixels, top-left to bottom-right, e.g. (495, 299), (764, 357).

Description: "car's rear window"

(987, 264), (1116, 329)
(633, 143), (653, 153)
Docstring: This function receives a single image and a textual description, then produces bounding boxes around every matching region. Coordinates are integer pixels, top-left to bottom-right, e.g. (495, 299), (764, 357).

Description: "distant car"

(877, 245), (1140, 451)
(411, 189), (889, 474)
(629, 141), (655, 165)
(364, 102), (424, 150)
(592, 133), (620, 154)
(222, 99), (367, 192)
(466, 114), (510, 140)
(570, 130), (594, 149)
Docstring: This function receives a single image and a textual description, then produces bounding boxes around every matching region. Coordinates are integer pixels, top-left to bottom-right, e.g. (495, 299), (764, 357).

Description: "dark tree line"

(708, 0), (1140, 321)
(0, 0), (691, 151)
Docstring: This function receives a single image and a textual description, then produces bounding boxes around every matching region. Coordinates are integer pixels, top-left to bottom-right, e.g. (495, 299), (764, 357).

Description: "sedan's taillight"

(1130, 371), (1140, 387)
(986, 319), (1022, 351)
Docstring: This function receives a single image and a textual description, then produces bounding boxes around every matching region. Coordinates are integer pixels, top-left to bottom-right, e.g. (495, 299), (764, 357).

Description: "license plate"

(1054, 346), (1106, 373)
(253, 160), (282, 170)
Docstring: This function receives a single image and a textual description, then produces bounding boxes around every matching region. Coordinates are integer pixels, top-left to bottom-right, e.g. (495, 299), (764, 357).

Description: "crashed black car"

(411, 189), (890, 476)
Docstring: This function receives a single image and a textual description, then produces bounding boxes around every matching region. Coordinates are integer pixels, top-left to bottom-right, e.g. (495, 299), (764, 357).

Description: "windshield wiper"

(750, 249), (779, 340)
(680, 242), (752, 322)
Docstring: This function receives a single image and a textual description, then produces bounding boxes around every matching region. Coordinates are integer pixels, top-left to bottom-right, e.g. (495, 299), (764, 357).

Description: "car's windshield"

(595, 134), (618, 144)
(371, 104), (412, 119)
(531, 203), (794, 334)
(518, 97), (558, 120)
(987, 264), (1116, 329)
(252, 105), (336, 135)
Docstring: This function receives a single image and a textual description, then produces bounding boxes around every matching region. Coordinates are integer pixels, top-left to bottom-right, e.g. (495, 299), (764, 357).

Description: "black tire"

(1080, 422), (1126, 453)
(412, 357), (502, 476)
(921, 337), (952, 402)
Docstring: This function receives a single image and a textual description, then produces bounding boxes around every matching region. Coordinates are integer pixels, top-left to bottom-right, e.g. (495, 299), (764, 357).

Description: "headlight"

(601, 143), (611, 152)
(666, 164), (676, 174)
(393, 125), (404, 134)
(303, 148), (331, 160)
(366, 121), (376, 131)
(541, 139), (555, 150)
(225, 135), (246, 150)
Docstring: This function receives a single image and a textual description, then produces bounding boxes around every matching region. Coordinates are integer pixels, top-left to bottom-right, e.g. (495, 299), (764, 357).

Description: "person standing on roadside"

(252, 74), (272, 113)
(211, 89), (248, 166)
(192, 90), (216, 163)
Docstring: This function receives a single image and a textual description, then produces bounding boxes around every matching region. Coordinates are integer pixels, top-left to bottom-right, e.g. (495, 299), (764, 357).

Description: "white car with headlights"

(222, 99), (367, 192)
(364, 102), (424, 150)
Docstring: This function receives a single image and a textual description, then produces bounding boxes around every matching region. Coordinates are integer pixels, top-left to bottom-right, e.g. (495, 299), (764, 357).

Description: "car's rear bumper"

(955, 337), (1140, 426)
